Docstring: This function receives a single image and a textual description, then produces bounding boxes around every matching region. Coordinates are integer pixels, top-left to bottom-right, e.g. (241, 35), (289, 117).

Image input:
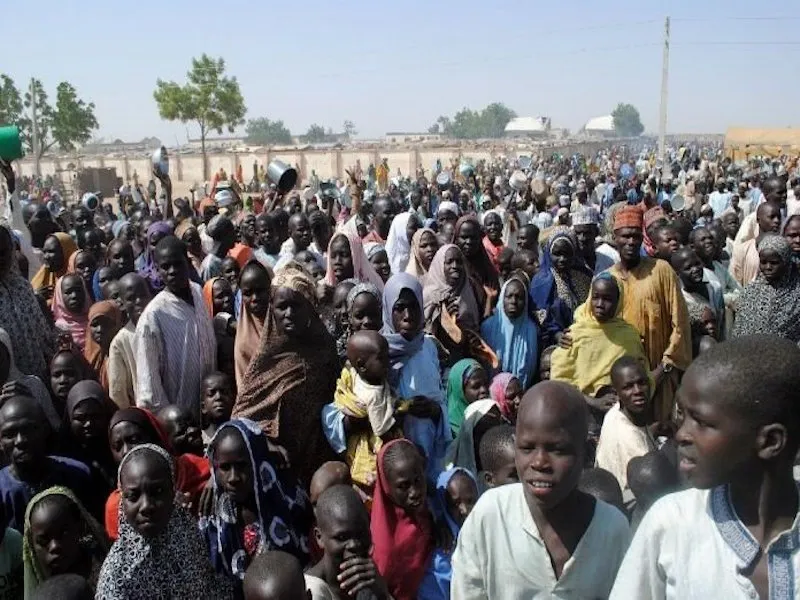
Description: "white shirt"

(595, 404), (656, 492)
(610, 485), (800, 600)
(452, 483), (630, 599)
(134, 283), (216, 417)
(108, 322), (137, 409)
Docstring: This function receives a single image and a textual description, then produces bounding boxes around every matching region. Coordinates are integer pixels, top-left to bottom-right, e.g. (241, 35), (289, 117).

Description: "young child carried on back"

(334, 330), (402, 491)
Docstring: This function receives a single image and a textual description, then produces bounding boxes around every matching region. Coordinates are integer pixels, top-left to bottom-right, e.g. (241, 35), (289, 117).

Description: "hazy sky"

(2, 0), (797, 144)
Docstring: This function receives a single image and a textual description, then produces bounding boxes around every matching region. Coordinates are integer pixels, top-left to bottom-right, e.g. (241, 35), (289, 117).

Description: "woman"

(175, 220), (205, 278)
(453, 215), (499, 313)
(324, 232), (384, 290)
(202, 276), (235, 317)
(480, 273), (539, 388)
(83, 301), (123, 392)
(423, 245), (481, 333)
(385, 212), (419, 275)
(530, 228), (592, 339)
(23, 486), (109, 598)
(782, 213), (800, 265)
(733, 234), (800, 343)
(481, 210), (505, 271)
(405, 227), (439, 279)
(234, 262), (338, 484)
(489, 372), (523, 423)
(52, 274), (93, 351)
(96, 444), (231, 599)
(234, 261), (271, 389)
(32, 232), (77, 302)
(203, 419), (311, 588)
(138, 221), (173, 293)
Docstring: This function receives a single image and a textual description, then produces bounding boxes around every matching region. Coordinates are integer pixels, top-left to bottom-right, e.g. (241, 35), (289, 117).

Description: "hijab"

(234, 282), (268, 391)
(381, 273), (424, 385)
(489, 372), (517, 422)
(138, 221), (172, 292)
(481, 209), (505, 269)
(95, 445), (232, 600)
(323, 232), (385, 290)
(446, 359), (483, 436)
(52, 275), (93, 351)
(202, 277), (224, 317)
(453, 215), (499, 291)
(83, 301), (123, 392)
(203, 419), (311, 583)
(370, 439), (433, 600)
(480, 274), (538, 388)
(31, 232), (77, 292)
(385, 212), (413, 275)
(405, 227), (436, 278)
(422, 244), (480, 331)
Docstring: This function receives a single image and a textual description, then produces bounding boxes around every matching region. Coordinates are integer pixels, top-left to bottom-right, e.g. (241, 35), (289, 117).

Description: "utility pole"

(30, 79), (40, 177)
(657, 16), (670, 168)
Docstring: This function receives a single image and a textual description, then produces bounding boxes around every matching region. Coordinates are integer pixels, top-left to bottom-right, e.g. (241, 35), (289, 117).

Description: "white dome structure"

(505, 117), (551, 138)
(584, 115), (615, 133)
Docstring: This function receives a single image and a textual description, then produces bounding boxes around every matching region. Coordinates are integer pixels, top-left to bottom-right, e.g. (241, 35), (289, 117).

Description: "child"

(371, 439), (434, 600)
(538, 345), (555, 381)
(158, 405), (204, 457)
(243, 551), (309, 600)
(201, 371), (235, 446)
(0, 396), (98, 532)
(488, 373), (523, 423)
(611, 335), (800, 599)
(497, 247), (515, 282)
(334, 331), (401, 491)
(22, 486), (109, 597)
(626, 451), (680, 531)
(203, 276), (235, 317)
(220, 256), (241, 294)
(452, 381), (630, 598)
(305, 484), (388, 599)
(419, 468), (479, 600)
(477, 424), (518, 489)
(595, 356), (657, 494)
(309, 461), (351, 510)
(95, 444), (232, 598)
(578, 467), (625, 515)
(446, 359), (490, 437)
(517, 224), (540, 252)
(52, 274), (92, 351)
(83, 300), (123, 393)
(511, 249), (539, 281)
(49, 348), (91, 418)
(203, 419), (311, 592)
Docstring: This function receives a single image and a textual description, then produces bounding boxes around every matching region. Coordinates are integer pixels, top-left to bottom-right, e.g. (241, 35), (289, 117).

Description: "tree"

(612, 103), (644, 137)
(245, 117), (293, 145)
(433, 103), (516, 139)
(50, 82), (99, 152)
(343, 120), (357, 139)
(427, 123), (440, 134)
(304, 124), (327, 143)
(0, 75), (23, 126)
(154, 54), (246, 179)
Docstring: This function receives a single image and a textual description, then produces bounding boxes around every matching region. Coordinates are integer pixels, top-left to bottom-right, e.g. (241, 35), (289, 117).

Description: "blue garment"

(481, 277), (538, 388)
(708, 191), (732, 219)
(201, 419), (311, 592)
(418, 468), (479, 600)
(91, 269), (103, 301)
(381, 273), (425, 386)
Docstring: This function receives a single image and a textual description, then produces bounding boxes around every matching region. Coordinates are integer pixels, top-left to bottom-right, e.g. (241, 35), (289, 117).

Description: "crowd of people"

(0, 142), (798, 599)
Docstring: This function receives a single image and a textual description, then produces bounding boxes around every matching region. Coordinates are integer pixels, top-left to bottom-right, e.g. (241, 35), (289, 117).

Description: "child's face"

(390, 288), (421, 340)
(164, 410), (203, 457)
(316, 507), (371, 573)
(444, 472), (478, 528)
(120, 454), (174, 538)
(121, 280), (151, 324)
(349, 292), (382, 333)
(109, 421), (154, 465)
(89, 314), (116, 349)
(70, 399), (108, 446)
(502, 280), (527, 320)
(50, 354), (79, 400)
(333, 285), (354, 327)
(74, 252), (96, 284)
(212, 429), (253, 504)
(483, 445), (518, 488)
(520, 255), (539, 280)
(614, 365), (651, 419)
(385, 454), (427, 515)
(62, 276), (86, 313)
(239, 269), (271, 320)
(675, 369), (755, 489)
(369, 251), (391, 283)
(464, 368), (490, 404)
(700, 308), (718, 339)
(212, 279), (235, 315)
(504, 378), (523, 421)
(30, 499), (82, 577)
(203, 376), (234, 424)
(221, 260), (240, 291)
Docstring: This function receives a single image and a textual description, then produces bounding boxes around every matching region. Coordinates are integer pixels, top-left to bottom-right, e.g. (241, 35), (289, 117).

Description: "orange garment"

(229, 243), (253, 269)
(202, 277), (224, 317)
(83, 301), (123, 392)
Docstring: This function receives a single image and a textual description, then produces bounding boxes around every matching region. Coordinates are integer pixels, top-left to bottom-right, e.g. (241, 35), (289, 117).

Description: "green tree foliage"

(304, 124), (327, 143)
(244, 117), (293, 145)
(431, 103), (516, 139)
(50, 82), (99, 152)
(612, 103), (644, 137)
(154, 54), (246, 179)
(0, 75), (23, 125)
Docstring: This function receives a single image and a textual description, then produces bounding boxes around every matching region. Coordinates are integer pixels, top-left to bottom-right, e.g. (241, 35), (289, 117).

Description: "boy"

(108, 272), (151, 409)
(305, 484), (388, 599)
(517, 224), (540, 252)
(243, 551), (310, 600)
(510, 249), (539, 281)
(201, 371), (235, 446)
(626, 451), (679, 531)
(578, 467), (625, 515)
(158, 405), (204, 457)
(539, 346), (555, 381)
(477, 424), (518, 489)
(0, 396), (96, 530)
(452, 381), (630, 598)
(610, 335), (800, 599)
(595, 356), (657, 493)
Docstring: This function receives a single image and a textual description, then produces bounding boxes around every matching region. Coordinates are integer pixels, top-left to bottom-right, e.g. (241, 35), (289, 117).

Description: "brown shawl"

(233, 302), (264, 390)
(233, 300), (338, 485)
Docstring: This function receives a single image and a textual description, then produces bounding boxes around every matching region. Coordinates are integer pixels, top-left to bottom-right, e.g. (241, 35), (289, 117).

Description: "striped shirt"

(134, 283), (216, 417)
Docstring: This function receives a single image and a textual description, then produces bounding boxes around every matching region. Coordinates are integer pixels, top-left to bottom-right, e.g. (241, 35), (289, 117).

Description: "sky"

(2, 0), (798, 144)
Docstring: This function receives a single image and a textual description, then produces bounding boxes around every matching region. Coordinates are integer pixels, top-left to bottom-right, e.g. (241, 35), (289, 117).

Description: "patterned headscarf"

(272, 261), (318, 307)
(758, 234), (793, 264)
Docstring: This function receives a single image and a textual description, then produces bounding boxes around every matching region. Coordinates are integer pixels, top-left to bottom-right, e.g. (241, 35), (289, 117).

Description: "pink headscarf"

(52, 275), (93, 351)
(324, 231), (385, 290)
(490, 372), (517, 421)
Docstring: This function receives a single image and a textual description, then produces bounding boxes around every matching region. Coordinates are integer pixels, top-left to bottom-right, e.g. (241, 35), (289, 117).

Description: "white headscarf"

(385, 212), (413, 275)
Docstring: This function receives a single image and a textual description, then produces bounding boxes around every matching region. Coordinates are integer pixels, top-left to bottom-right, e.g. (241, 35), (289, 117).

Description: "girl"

(480, 273), (539, 388)
(49, 347), (93, 419)
(203, 277), (235, 317)
(371, 440), (434, 600)
(83, 301), (123, 393)
(418, 468), (479, 600)
(405, 227), (439, 279)
(365, 243), (391, 283)
(203, 419), (311, 591)
(95, 444), (232, 599)
(489, 373), (523, 424)
(104, 408), (211, 540)
(68, 251), (98, 302)
(32, 233), (77, 303)
(220, 256), (241, 295)
(452, 215), (499, 312)
(234, 262), (271, 389)
(23, 486), (109, 598)
(324, 232), (384, 290)
(446, 359), (490, 437)
(385, 212), (419, 275)
(138, 221), (173, 293)
(52, 274), (92, 351)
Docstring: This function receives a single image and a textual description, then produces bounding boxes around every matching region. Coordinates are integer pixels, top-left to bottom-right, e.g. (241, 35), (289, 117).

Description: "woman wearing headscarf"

(423, 244), (482, 333)
(234, 262), (338, 485)
(405, 227), (439, 279)
(324, 232), (385, 290)
(453, 215), (500, 314)
(529, 228), (592, 341)
(31, 232), (76, 301)
(489, 372), (523, 423)
(83, 301), (123, 393)
(95, 445), (232, 600)
(138, 221), (173, 293)
(234, 261), (271, 389)
(202, 419), (311, 591)
(480, 273), (539, 388)
(52, 274), (93, 351)
(23, 486), (110, 598)
(385, 212), (417, 275)
(733, 234), (800, 343)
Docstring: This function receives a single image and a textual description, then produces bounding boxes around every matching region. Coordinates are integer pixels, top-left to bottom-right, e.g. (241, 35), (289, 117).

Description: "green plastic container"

(0, 125), (23, 161)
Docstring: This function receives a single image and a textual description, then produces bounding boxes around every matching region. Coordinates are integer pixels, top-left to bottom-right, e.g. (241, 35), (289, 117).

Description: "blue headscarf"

(381, 272), (425, 385)
(201, 419), (311, 587)
(529, 229), (583, 335)
(481, 274), (538, 388)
